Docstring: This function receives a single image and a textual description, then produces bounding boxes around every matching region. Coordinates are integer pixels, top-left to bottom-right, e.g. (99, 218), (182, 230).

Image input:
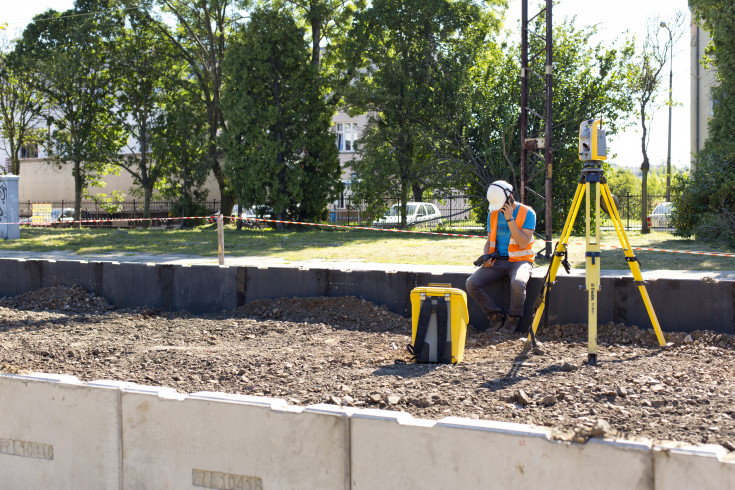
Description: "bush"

(672, 143), (735, 242)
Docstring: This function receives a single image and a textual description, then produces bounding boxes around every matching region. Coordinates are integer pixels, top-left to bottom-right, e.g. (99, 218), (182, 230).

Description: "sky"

(5, 0), (693, 169)
(506, 0), (692, 170)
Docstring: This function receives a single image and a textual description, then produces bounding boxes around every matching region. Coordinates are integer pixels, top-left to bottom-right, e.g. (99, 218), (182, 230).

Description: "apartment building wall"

(14, 158), (221, 203)
(690, 21), (718, 165)
(5, 110), (368, 207)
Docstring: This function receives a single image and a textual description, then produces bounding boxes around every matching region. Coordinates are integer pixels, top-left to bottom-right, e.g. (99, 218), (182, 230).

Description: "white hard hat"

(486, 180), (513, 211)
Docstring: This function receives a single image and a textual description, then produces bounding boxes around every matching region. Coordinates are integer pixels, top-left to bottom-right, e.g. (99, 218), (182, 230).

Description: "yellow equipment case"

(408, 284), (469, 363)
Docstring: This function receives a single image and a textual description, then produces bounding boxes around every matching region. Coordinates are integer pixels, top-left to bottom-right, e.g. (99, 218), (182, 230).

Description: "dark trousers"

(465, 258), (533, 317)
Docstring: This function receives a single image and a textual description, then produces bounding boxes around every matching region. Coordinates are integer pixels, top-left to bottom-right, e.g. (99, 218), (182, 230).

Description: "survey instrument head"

(578, 118), (607, 161)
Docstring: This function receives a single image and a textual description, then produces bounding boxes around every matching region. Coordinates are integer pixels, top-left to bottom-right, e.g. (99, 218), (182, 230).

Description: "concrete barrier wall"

(350, 410), (654, 490)
(0, 373), (121, 489)
(0, 257), (733, 333)
(120, 389), (350, 490)
(1, 373), (734, 489)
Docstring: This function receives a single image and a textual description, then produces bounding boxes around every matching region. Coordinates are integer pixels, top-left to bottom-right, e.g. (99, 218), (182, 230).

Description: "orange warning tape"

(10, 215), (735, 258)
(573, 242), (735, 258)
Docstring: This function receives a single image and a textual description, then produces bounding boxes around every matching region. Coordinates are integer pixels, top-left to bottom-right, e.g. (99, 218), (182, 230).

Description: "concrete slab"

(653, 443), (735, 490)
(102, 262), (171, 310)
(172, 265), (237, 313)
(350, 410), (653, 490)
(0, 253), (733, 333)
(0, 373), (121, 490)
(121, 389), (351, 490)
(242, 266), (328, 303)
(0, 258), (42, 298)
(329, 269), (415, 316)
(40, 259), (104, 293)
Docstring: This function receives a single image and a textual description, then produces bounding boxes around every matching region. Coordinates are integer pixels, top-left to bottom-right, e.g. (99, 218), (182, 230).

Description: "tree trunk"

(143, 185), (152, 227)
(641, 157), (650, 234)
(411, 184), (423, 203)
(73, 160), (83, 230)
(209, 131), (233, 217)
(140, 118), (151, 221)
(310, 0), (321, 70)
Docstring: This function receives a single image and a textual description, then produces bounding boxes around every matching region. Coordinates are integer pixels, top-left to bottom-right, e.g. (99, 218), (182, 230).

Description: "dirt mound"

(2, 286), (735, 450)
(0, 285), (114, 313)
(236, 296), (408, 332)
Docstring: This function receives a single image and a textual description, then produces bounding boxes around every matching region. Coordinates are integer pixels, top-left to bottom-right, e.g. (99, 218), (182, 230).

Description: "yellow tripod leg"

(585, 182), (601, 365)
(528, 182), (586, 339)
(600, 183), (666, 346)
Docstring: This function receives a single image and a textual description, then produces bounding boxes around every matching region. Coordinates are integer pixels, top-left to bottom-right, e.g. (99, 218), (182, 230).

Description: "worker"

(466, 180), (536, 334)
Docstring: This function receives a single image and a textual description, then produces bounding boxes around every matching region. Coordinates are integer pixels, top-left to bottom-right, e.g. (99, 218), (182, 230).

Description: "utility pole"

(520, 0), (553, 259)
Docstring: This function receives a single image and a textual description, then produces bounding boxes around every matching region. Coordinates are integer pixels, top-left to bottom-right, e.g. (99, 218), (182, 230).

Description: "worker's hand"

(500, 200), (514, 221)
(473, 254), (492, 267)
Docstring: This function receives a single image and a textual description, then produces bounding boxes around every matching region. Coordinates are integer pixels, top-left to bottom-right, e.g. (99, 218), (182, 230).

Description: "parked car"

(231, 204), (274, 228)
(372, 202), (443, 229)
(51, 208), (75, 222)
(647, 202), (673, 231)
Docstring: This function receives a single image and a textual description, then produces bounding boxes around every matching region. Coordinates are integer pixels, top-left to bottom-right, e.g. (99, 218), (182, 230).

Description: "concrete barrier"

(101, 262), (172, 311)
(120, 387), (351, 489)
(653, 443), (735, 490)
(350, 410), (654, 490)
(329, 269), (415, 317)
(41, 259), (104, 292)
(172, 264), (238, 313)
(0, 373), (733, 489)
(240, 266), (329, 304)
(0, 373), (121, 489)
(0, 259), (42, 298)
(0, 257), (733, 333)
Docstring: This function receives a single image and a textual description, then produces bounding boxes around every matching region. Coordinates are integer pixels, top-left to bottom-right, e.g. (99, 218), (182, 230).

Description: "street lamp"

(660, 21), (673, 202)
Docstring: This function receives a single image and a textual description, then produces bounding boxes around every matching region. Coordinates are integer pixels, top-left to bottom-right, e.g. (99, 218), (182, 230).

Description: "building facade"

(690, 21), (718, 166)
(3, 111), (368, 211)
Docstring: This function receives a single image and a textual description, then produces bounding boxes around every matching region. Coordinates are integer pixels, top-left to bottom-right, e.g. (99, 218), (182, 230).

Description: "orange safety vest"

(488, 204), (535, 263)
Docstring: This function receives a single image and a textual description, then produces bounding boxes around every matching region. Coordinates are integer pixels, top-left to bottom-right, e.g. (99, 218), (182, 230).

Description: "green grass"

(3, 224), (734, 271)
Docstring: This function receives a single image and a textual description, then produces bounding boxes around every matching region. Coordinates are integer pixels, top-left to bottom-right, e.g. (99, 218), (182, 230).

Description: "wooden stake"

(217, 214), (225, 265)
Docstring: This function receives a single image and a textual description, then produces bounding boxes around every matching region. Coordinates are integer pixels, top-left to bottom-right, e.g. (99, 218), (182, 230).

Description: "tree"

(629, 14), (683, 233)
(150, 84), (210, 219)
(345, 0), (500, 225)
(438, 18), (636, 231)
(272, 0), (364, 73)
(0, 37), (46, 176)
(112, 4), (179, 219)
(676, 0), (735, 245)
(150, 0), (247, 216)
(221, 7), (342, 224)
(16, 2), (126, 226)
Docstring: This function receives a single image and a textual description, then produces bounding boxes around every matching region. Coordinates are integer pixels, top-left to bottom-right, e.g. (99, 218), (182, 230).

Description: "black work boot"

(486, 312), (505, 332)
(500, 315), (521, 335)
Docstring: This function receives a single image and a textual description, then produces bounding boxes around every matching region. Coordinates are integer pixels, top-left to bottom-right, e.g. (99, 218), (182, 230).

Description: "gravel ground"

(1, 285), (734, 451)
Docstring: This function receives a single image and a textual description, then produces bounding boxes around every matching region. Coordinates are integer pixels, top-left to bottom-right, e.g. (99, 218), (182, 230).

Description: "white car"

(231, 204), (274, 228)
(372, 202), (443, 229)
(647, 202), (673, 231)
(231, 205), (274, 219)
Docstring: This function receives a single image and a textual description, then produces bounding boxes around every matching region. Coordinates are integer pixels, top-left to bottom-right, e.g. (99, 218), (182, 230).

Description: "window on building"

(335, 123), (357, 152)
(20, 143), (39, 159)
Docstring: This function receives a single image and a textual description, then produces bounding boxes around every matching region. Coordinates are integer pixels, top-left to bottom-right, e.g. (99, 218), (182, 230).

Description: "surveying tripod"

(528, 119), (666, 366)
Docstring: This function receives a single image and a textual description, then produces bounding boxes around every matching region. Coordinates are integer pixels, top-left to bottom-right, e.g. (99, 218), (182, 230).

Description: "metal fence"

(331, 193), (673, 233)
(593, 194), (671, 232)
(19, 200), (222, 226)
(18, 193), (673, 232)
(329, 195), (483, 230)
